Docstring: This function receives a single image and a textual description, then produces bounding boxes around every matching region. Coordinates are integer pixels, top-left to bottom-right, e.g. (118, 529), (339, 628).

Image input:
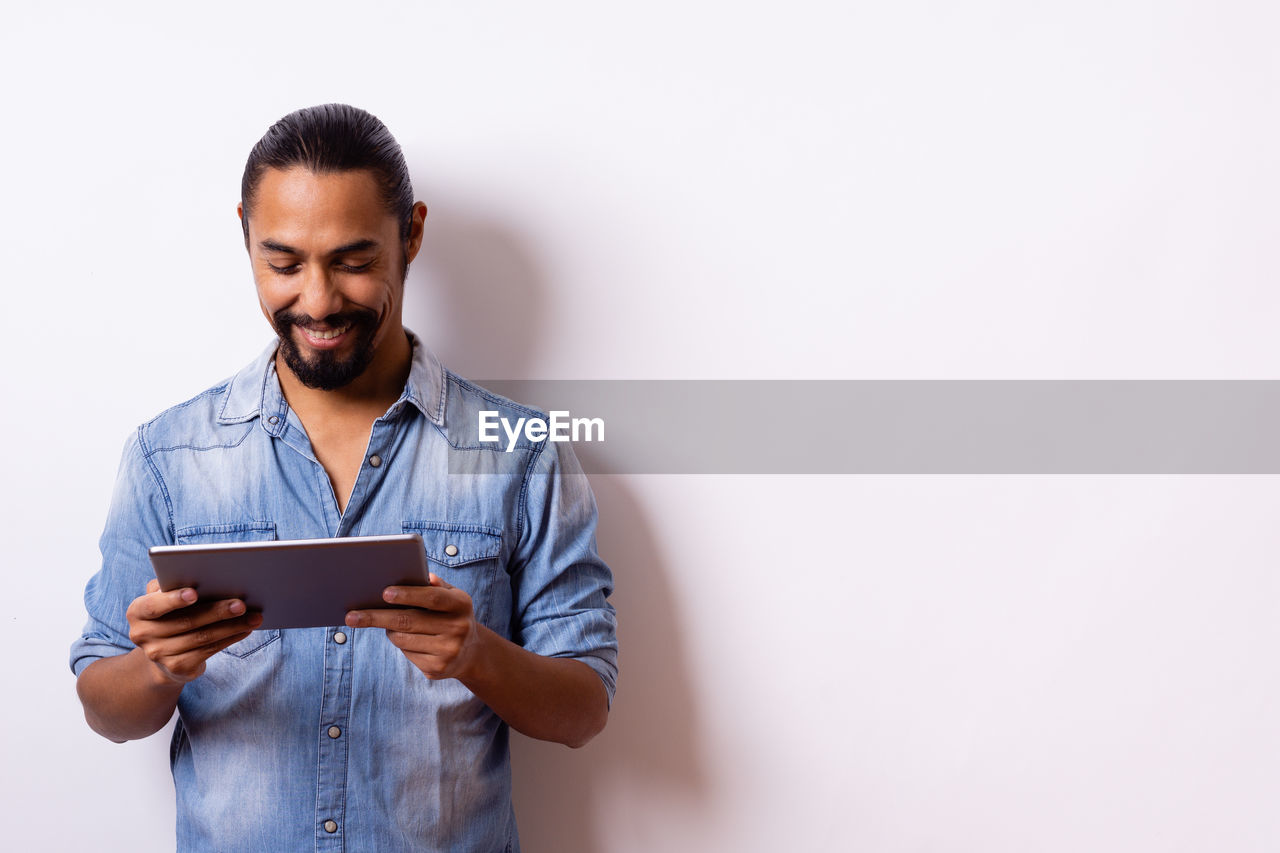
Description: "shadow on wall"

(405, 194), (545, 380)
(404, 200), (707, 852)
(511, 475), (706, 852)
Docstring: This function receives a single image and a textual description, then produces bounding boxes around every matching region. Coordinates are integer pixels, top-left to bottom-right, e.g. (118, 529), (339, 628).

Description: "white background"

(4, 2), (1280, 851)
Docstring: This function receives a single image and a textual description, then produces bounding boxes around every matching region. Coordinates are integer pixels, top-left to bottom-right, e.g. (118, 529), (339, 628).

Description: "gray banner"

(453, 380), (1280, 474)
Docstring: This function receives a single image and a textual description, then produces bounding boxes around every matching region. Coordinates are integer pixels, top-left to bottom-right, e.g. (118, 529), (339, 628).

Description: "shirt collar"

(217, 329), (447, 429)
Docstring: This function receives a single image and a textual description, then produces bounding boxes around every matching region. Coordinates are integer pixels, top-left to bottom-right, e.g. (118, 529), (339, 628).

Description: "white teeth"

(306, 326), (349, 340)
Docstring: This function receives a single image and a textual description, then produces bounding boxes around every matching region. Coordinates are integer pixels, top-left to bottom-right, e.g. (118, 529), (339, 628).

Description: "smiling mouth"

(301, 325), (350, 341)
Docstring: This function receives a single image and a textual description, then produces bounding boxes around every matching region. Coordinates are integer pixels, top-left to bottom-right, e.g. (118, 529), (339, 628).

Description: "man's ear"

(404, 202), (428, 266)
(237, 202), (250, 249)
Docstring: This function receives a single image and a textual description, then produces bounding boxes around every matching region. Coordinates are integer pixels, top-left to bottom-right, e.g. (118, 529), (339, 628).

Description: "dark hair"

(240, 103), (415, 243)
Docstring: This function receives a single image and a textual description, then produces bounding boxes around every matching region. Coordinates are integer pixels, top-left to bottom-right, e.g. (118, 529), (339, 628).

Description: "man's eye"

(267, 262), (300, 275)
(338, 261), (374, 273)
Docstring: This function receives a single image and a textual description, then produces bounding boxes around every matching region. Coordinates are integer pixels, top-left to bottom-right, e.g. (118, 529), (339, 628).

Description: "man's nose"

(296, 266), (344, 320)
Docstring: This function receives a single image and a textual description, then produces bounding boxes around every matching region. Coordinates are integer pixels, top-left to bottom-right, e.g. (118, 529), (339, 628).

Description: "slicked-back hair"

(240, 103), (415, 244)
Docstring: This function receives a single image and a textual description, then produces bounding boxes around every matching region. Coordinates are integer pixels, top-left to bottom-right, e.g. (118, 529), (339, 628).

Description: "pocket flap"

(403, 522), (502, 567)
(175, 521), (277, 545)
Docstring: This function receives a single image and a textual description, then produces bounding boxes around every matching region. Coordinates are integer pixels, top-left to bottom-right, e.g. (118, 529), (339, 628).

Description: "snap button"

(368, 454), (382, 468)
(333, 631), (347, 644)
(328, 726), (342, 739)
(323, 819), (338, 833)
(267, 415), (279, 425)
(444, 544), (458, 557)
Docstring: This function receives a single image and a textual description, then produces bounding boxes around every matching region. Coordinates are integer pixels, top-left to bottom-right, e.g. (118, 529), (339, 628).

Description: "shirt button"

(267, 415), (279, 425)
(444, 544), (459, 557)
(328, 726), (342, 739)
(368, 454), (382, 467)
(333, 631), (347, 644)
(323, 820), (338, 834)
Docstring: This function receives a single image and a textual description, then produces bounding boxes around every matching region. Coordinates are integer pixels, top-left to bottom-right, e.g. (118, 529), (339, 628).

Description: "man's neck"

(275, 328), (414, 424)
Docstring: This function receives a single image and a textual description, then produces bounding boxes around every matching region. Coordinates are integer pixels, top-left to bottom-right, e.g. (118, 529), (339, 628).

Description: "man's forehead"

(250, 166), (395, 248)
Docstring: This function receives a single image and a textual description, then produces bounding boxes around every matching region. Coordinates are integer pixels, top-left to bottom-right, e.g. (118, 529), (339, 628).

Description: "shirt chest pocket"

(173, 521), (283, 658)
(402, 522), (509, 634)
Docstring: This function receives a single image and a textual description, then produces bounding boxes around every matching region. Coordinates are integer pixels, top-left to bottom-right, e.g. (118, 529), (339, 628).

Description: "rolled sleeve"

(510, 438), (619, 706)
(70, 429), (173, 677)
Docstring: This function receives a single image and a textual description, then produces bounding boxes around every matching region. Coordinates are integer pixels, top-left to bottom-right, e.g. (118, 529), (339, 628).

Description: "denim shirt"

(70, 333), (618, 853)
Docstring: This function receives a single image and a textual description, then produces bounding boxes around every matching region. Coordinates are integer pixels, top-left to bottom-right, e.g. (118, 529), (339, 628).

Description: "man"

(70, 103), (618, 852)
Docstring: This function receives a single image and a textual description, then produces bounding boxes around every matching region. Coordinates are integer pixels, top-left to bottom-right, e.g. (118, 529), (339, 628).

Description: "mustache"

(273, 307), (378, 331)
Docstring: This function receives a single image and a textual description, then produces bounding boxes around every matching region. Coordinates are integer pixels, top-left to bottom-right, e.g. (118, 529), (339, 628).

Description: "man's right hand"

(126, 578), (263, 685)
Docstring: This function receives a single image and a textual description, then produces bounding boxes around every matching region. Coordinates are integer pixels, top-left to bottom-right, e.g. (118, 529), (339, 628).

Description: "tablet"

(149, 534), (430, 629)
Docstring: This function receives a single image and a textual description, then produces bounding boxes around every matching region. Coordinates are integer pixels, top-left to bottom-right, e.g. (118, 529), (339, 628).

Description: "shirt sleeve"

(509, 437), (619, 707)
(69, 429), (174, 677)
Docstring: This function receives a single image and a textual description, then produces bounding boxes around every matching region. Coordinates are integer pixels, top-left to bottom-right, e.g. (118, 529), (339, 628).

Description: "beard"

(272, 307), (381, 390)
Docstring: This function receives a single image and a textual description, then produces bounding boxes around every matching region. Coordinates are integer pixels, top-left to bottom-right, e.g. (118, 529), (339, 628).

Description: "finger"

(136, 599), (254, 644)
(153, 629), (257, 683)
(346, 607), (451, 634)
(381, 584), (466, 612)
(130, 587), (202, 621)
(399, 649), (459, 681)
(158, 598), (252, 638)
(146, 612), (263, 657)
(428, 572), (455, 590)
(385, 639), (465, 681)
(146, 578), (160, 594)
(383, 630), (447, 654)
(188, 628), (257, 657)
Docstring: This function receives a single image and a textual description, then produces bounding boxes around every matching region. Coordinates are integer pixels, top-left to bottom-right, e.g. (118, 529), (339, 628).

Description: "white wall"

(5, 2), (1280, 851)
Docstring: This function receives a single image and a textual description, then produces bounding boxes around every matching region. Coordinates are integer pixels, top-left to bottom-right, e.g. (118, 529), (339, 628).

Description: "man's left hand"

(345, 575), (482, 680)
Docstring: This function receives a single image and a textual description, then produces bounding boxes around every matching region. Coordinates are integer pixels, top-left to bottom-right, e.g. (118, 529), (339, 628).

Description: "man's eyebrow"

(258, 239), (381, 255)
(330, 239), (380, 255)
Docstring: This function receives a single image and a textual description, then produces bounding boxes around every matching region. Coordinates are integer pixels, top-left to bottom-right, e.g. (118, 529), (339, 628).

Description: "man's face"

(239, 167), (420, 390)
